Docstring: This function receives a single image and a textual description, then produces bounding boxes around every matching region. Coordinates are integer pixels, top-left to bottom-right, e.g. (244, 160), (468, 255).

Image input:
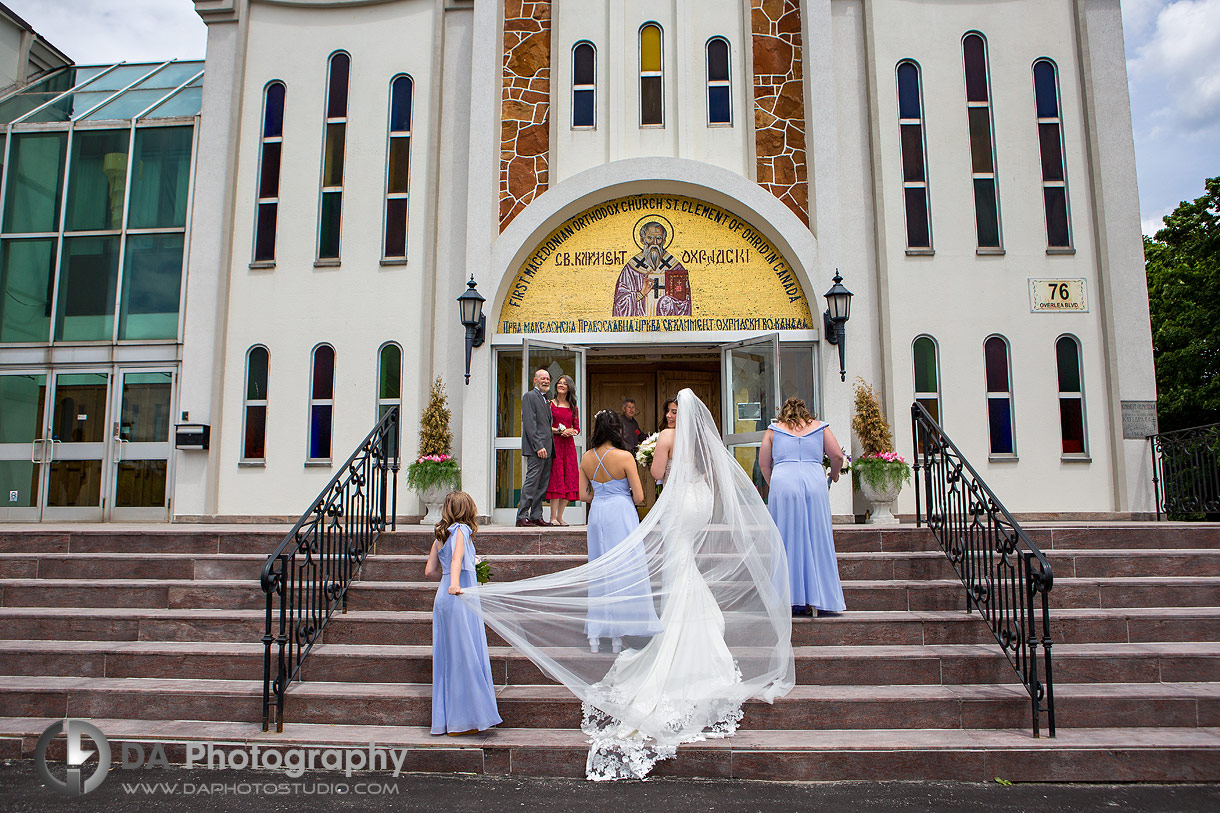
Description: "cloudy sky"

(7, 0), (1217, 236)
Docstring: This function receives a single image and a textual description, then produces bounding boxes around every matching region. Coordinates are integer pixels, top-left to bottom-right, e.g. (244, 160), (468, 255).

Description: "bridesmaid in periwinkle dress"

(759, 397), (847, 616)
(426, 491), (502, 734)
(580, 410), (663, 653)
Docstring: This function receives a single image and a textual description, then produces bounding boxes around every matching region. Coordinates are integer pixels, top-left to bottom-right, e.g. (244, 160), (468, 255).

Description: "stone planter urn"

(859, 479), (902, 526)
(417, 483), (451, 525)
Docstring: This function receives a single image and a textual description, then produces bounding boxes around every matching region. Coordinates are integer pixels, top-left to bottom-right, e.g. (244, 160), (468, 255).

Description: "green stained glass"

(66, 129), (130, 231)
(3, 132), (68, 233)
(54, 236), (120, 341)
(380, 344), (401, 399)
(127, 126), (192, 229)
(0, 239), (56, 343)
(119, 234), (184, 340)
(913, 337), (938, 393)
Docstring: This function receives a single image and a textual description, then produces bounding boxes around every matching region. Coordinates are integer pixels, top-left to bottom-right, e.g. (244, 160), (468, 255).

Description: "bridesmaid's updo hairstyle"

(776, 397), (816, 427)
(434, 491), (479, 546)
(590, 410), (628, 451)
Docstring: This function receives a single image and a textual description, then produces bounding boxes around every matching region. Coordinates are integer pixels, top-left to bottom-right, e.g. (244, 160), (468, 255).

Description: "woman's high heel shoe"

(611, 637), (622, 654)
(589, 638), (599, 653)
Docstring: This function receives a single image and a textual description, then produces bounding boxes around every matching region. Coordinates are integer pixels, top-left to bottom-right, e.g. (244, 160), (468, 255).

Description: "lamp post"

(457, 276), (486, 385)
(822, 269), (853, 382)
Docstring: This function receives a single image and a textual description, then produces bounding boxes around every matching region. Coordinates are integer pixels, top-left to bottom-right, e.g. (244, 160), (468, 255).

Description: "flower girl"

(425, 491), (501, 735)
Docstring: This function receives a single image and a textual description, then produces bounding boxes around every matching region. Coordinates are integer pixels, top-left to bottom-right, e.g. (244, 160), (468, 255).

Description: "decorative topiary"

(407, 377), (460, 493)
(850, 378), (910, 493)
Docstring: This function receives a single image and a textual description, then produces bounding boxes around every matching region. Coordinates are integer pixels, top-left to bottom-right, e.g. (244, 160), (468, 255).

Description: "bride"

(462, 389), (794, 780)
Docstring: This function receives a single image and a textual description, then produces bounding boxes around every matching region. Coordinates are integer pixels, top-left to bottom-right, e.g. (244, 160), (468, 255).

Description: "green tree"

(1145, 177), (1220, 432)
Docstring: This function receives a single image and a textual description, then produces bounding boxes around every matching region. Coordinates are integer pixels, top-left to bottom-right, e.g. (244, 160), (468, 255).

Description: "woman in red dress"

(545, 374), (580, 525)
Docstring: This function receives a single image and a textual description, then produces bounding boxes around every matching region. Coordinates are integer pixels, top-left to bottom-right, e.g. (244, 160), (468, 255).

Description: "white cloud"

(7, 0), (206, 64)
(1121, 0), (1164, 39)
(1142, 209), (1172, 236)
(1129, 0), (1220, 134)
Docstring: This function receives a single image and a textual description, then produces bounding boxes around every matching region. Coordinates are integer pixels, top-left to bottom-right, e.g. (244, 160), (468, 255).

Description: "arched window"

(913, 336), (941, 424)
(706, 37), (731, 125)
(242, 346), (269, 461)
(572, 42), (596, 128)
(1033, 59), (1071, 249)
(317, 52), (350, 261)
(897, 61), (931, 249)
(308, 344), (335, 461)
(378, 342), (402, 458)
(984, 336), (1015, 455)
(963, 33), (1001, 250)
(639, 23), (663, 126)
(253, 82), (285, 263)
(383, 74), (413, 260)
(1056, 335), (1086, 455)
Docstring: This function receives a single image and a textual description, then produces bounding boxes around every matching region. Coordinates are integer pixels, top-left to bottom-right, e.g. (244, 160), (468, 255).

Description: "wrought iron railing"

(911, 402), (1056, 737)
(261, 407), (399, 731)
(1149, 423), (1220, 520)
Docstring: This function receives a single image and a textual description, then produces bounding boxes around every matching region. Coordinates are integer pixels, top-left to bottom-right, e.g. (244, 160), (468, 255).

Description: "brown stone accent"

(500, 1), (552, 231)
(752, 0), (809, 226)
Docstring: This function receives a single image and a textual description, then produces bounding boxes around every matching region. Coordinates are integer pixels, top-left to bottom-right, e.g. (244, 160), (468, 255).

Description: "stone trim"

(751, 0), (809, 226)
(499, 0), (552, 231)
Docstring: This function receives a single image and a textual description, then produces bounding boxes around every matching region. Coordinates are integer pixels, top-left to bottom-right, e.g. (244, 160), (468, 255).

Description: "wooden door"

(588, 370), (655, 517)
(656, 370), (720, 433)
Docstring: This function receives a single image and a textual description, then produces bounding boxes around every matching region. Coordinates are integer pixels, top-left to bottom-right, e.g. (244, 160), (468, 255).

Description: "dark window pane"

(708, 86), (730, 124)
(1044, 187), (1070, 247)
(55, 236), (120, 341)
(127, 127), (192, 229)
(897, 62), (921, 119)
(244, 405), (267, 459)
(573, 88), (595, 127)
(389, 75), (413, 132)
(984, 337), (1008, 392)
(1033, 61), (1059, 118)
(3, 132), (68, 233)
(973, 178), (1000, 247)
(707, 39), (729, 82)
(66, 129), (129, 231)
(380, 345), (401, 399)
(327, 53), (350, 119)
(319, 191), (341, 258)
(323, 123), (345, 187)
(917, 397), (940, 425)
(1059, 397), (1084, 454)
(247, 347), (268, 399)
(387, 136), (409, 194)
(641, 76), (662, 125)
(264, 83), (285, 138)
(900, 124), (925, 181)
(968, 107), (993, 173)
(254, 203), (278, 261)
(312, 346), (334, 399)
(310, 404), (333, 459)
(119, 373), (172, 443)
(1056, 337), (1081, 392)
(259, 141), (282, 199)
(988, 398), (1014, 454)
(1038, 123), (1063, 182)
(0, 238), (56, 343)
(963, 35), (989, 102)
(119, 233), (184, 340)
(914, 337), (937, 393)
(384, 198), (407, 257)
(904, 187), (930, 248)
(115, 460), (167, 507)
(574, 43), (595, 85)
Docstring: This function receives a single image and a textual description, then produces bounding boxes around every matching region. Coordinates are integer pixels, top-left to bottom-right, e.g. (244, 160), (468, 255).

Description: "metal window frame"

(705, 37), (732, 127)
(241, 344), (271, 463)
(962, 32), (1003, 252)
(315, 52), (350, 264)
(1032, 58), (1074, 251)
(306, 342), (337, 463)
(896, 59), (933, 251)
(1054, 333), (1088, 458)
(571, 41), (597, 130)
(381, 74), (413, 262)
(983, 333), (1017, 457)
(638, 22), (664, 128)
(252, 80), (287, 266)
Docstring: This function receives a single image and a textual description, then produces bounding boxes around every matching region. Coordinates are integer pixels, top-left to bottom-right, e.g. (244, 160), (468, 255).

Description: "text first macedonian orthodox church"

(0, 0), (1155, 524)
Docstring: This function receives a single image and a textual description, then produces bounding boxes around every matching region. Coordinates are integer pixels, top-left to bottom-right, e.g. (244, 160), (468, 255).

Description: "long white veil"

(461, 388), (795, 779)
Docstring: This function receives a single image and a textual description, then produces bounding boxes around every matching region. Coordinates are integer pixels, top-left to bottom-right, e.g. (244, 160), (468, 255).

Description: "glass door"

(41, 371), (111, 521)
(721, 334), (780, 499)
(0, 373), (48, 521)
(108, 369), (174, 521)
(523, 339), (587, 524)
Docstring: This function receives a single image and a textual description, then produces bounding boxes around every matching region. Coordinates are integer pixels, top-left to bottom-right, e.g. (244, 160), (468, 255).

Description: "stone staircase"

(1, 523), (1218, 780)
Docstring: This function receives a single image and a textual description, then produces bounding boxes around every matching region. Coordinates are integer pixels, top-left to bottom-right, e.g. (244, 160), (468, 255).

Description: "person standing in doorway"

(620, 398), (644, 454)
(544, 375), (580, 525)
(517, 368), (553, 527)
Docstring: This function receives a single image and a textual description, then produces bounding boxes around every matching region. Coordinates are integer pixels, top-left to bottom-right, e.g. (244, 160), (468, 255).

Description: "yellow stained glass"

(641, 25), (662, 73)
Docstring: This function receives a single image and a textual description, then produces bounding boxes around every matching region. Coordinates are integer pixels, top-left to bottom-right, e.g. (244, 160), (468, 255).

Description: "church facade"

(0, 0), (1155, 524)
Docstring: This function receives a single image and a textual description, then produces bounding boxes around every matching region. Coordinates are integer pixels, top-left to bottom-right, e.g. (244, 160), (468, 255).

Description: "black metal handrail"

(1149, 423), (1220, 520)
(911, 402), (1056, 737)
(260, 407), (399, 732)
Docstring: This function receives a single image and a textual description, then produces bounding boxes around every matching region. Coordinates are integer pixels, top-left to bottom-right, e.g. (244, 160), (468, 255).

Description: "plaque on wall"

(1029, 279), (1088, 312)
(1121, 401), (1158, 439)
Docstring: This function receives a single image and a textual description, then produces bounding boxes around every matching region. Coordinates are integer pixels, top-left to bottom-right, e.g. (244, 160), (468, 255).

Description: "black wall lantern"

(457, 275), (486, 385)
(822, 269), (853, 382)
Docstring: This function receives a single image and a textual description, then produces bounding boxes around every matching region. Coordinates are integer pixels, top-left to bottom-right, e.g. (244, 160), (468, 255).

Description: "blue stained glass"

(988, 398), (1013, 454)
(390, 76), (413, 132)
(708, 86), (730, 124)
(897, 62), (921, 119)
(1034, 61), (1059, 118)
(310, 405), (333, 459)
(264, 83), (286, 138)
(573, 89), (595, 127)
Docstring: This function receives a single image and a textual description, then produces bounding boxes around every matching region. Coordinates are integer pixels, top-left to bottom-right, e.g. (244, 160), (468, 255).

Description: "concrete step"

(8, 716), (1218, 781)
(2, 606), (1218, 647)
(1, 639), (1215, 687)
(3, 675), (1217, 731)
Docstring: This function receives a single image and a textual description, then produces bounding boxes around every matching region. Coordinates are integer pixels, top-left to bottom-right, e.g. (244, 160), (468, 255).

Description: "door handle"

(31, 438), (44, 463)
(113, 437), (129, 462)
(46, 438), (61, 463)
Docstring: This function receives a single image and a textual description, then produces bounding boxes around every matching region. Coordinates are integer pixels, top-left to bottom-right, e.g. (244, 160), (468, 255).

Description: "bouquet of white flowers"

(635, 432), (660, 468)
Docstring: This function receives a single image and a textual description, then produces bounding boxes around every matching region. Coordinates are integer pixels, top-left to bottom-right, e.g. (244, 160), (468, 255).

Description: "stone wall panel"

(752, 0), (809, 226)
(500, 0), (552, 231)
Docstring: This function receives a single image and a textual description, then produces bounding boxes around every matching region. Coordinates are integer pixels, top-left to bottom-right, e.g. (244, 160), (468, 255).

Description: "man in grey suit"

(517, 368), (554, 527)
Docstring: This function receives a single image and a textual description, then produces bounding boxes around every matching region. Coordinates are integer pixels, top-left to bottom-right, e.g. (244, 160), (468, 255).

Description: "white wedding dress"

(462, 389), (794, 780)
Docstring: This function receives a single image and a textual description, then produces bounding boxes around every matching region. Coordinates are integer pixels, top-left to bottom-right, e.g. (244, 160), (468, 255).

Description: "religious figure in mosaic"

(612, 220), (692, 317)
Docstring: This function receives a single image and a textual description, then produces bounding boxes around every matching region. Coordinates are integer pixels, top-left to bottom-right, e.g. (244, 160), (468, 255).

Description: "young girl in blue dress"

(425, 491), (501, 735)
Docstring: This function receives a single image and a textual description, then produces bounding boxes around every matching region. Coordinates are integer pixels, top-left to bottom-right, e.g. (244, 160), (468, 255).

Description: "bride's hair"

(657, 397), (678, 433)
(776, 397), (815, 426)
(590, 410), (628, 451)
(434, 491), (479, 545)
